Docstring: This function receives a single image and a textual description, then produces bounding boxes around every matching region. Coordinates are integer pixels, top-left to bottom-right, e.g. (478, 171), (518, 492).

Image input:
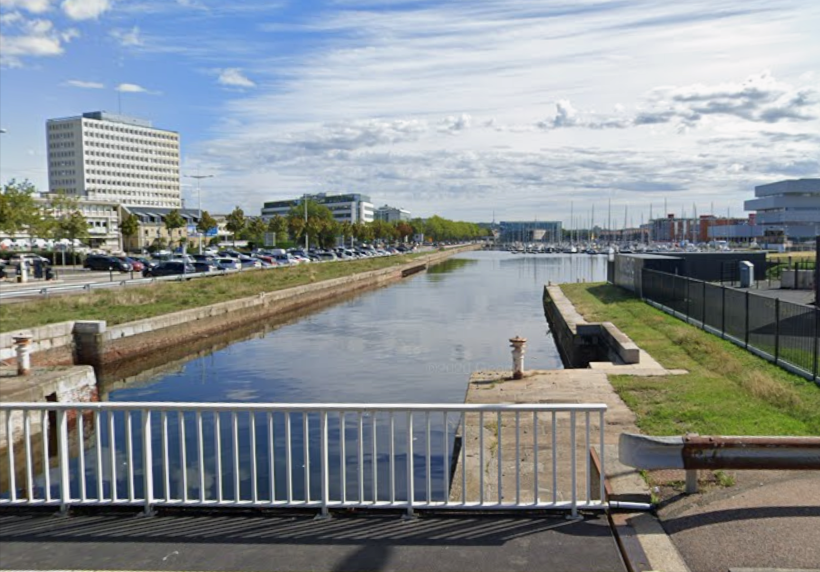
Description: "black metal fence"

(642, 269), (819, 383)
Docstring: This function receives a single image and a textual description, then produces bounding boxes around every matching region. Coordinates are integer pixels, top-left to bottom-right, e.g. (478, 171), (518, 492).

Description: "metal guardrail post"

(685, 469), (698, 494)
(774, 298), (780, 364)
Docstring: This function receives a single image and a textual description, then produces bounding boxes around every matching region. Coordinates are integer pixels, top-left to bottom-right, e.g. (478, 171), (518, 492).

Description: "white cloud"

(111, 25), (142, 47)
(115, 82), (154, 93)
(0, 17), (72, 65)
(217, 68), (255, 88)
(60, 0), (110, 20)
(65, 79), (104, 89)
(0, 0), (52, 14)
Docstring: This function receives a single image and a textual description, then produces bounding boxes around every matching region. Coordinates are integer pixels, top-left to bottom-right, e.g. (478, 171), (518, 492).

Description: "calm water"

(109, 251), (608, 405)
(12, 251), (608, 503)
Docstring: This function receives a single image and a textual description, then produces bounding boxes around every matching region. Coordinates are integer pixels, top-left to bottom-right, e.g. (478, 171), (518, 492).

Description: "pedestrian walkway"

(0, 510), (626, 572)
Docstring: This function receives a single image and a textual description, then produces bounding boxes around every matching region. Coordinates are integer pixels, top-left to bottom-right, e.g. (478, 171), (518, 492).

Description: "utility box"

(739, 261), (753, 288)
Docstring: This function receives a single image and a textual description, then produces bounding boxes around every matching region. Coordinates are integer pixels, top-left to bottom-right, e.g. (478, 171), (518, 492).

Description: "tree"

(164, 209), (186, 250)
(225, 206), (246, 246)
(0, 179), (41, 241)
(288, 215), (305, 245)
(197, 210), (217, 235)
(120, 213), (140, 251)
(268, 215), (288, 245)
(396, 221), (413, 242)
(339, 221), (353, 248)
(242, 216), (267, 247)
(58, 210), (90, 265)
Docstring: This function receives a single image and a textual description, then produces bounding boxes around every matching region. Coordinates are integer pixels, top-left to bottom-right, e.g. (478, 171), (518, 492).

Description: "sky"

(0, 0), (818, 226)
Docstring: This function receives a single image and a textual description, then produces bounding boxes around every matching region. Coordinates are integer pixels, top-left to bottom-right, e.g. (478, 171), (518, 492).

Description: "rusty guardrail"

(620, 433), (820, 493)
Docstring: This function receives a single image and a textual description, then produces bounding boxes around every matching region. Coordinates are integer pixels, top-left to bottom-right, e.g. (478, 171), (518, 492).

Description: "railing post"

(57, 409), (71, 514)
(744, 291), (750, 349)
(404, 412), (415, 519)
(142, 410), (154, 515)
(774, 298), (780, 364)
(318, 410), (330, 519)
(685, 278), (691, 324)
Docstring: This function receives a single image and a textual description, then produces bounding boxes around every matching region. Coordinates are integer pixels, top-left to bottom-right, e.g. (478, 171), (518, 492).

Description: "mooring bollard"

(13, 332), (33, 376)
(509, 335), (527, 379)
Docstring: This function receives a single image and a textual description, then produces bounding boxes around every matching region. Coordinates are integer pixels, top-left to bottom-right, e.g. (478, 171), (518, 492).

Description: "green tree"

(225, 206), (246, 246)
(242, 216), (267, 247)
(58, 210), (90, 265)
(339, 221), (353, 248)
(197, 210), (217, 235)
(0, 179), (41, 241)
(120, 213), (140, 251)
(164, 209), (186, 250)
(268, 215), (288, 245)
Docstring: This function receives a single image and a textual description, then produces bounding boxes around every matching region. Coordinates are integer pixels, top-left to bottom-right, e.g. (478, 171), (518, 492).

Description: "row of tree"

(1, 179), (488, 252)
(220, 201), (488, 249)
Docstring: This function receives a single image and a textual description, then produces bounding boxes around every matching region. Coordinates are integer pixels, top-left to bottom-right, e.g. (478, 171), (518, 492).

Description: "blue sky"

(1, 0), (818, 224)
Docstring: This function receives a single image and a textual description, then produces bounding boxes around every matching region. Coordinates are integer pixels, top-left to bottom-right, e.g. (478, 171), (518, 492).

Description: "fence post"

(686, 278), (691, 324)
(744, 291), (750, 349)
(702, 280), (707, 330)
(721, 286), (726, 339)
(814, 308), (819, 381)
(774, 298), (780, 364)
(405, 412), (415, 519)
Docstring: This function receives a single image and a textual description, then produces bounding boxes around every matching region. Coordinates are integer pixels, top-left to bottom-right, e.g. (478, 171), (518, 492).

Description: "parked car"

(192, 261), (220, 273)
(117, 256), (143, 272)
(215, 257), (241, 270)
(84, 255), (131, 272)
(143, 261), (196, 277)
(9, 253), (50, 265)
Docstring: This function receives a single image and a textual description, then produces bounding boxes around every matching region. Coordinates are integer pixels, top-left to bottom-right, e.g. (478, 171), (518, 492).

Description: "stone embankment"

(0, 245), (478, 372)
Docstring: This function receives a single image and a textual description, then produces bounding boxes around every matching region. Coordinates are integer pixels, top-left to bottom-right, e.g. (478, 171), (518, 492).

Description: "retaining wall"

(1, 246), (478, 370)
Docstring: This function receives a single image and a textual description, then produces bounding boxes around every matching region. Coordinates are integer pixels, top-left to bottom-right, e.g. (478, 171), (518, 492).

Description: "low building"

(37, 194), (122, 251)
(121, 206), (202, 252)
(374, 205), (411, 223)
(261, 193), (374, 224)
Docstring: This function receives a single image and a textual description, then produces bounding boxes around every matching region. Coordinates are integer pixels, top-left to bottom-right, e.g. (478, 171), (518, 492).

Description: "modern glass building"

(744, 178), (820, 244)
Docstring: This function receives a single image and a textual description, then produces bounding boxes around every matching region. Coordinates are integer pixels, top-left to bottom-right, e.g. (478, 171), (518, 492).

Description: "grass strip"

(1, 253), (429, 331)
(561, 282), (820, 436)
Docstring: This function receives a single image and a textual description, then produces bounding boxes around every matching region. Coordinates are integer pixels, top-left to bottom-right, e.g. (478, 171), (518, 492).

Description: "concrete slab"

(0, 510), (627, 572)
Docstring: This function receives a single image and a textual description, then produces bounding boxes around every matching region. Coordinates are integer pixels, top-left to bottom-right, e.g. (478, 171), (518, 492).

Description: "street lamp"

(184, 173), (213, 254)
(304, 193), (309, 252)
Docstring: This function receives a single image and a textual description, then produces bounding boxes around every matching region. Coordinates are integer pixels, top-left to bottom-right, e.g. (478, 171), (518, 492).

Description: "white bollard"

(13, 333), (33, 376)
(509, 336), (527, 379)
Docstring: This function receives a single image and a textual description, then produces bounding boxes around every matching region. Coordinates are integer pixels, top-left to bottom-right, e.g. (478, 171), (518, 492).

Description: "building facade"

(374, 204), (411, 223)
(121, 206), (202, 252)
(35, 194), (122, 251)
(46, 111), (181, 209)
(261, 193), (374, 224)
(744, 179), (820, 244)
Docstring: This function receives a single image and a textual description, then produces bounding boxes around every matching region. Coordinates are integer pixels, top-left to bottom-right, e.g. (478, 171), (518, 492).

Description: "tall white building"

(46, 111), (181, 208)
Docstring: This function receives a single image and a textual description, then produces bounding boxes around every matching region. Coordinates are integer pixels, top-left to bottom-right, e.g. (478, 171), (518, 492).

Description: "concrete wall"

(1, 245), (479, 369)
(0, 365), (97, 450)
(543, 285), (640, 368)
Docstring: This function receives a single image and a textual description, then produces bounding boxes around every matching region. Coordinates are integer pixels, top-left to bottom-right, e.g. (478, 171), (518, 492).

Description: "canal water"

(109, 252), (607, 405)
(11, 252), (608, 505)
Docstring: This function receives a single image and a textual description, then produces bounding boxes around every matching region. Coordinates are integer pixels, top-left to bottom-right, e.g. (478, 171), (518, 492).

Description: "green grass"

(0, 253), (429, 331)
(561, 283), (820, 437)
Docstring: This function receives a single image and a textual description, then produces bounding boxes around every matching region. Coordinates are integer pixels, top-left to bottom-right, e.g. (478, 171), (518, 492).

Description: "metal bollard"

(509, 336), (527, 379)
(13, 333), (33, 376)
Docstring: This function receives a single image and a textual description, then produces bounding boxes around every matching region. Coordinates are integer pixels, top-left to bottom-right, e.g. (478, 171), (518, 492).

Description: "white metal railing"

(0, 402), (607, 517)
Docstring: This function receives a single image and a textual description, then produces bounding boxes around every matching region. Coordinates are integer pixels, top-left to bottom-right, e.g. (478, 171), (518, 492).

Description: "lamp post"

(184, 173), (213, 254)
(304, 193), (309, 252)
